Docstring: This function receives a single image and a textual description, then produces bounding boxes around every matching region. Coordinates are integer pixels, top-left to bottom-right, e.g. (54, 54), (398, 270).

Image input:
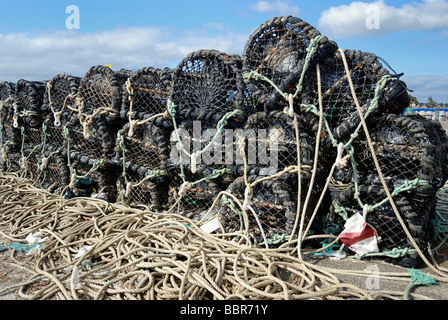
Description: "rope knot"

(53, 111), (62, 127)
(13, 113), (19, 128)
(335, 143), (349, 169)
(69, 173), (76, 189)
(242, 186), (253, 211)
(128, 119), (138, 138)
(39, 157), (49, 171)
(283, 94), (295, 118)
(191, 151), (199, 174)
(178, 181), (192, 198)
(125, 182), (133, 198)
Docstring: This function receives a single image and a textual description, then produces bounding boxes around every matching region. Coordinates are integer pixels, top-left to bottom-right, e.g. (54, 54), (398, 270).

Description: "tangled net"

(1, 15), (448, 300)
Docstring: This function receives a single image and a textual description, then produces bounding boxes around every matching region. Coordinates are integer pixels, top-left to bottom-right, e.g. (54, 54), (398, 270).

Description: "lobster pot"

(329, 113), (448, 199)
(170, 49), (249, 120)
(74, 66), (131, 157)
(242, 15), (337, 112)
(121, 67), (172, 121)
(22, 146), (70, 193)
(15, 80), (47, 151)
(328, 114), (448, 262)
(300, 50), (409, 149)
(0, 82), (21, 171)
(115, 118), (171, 210)
(329, 184), (432, 265)
(168, 117), (234, 174)
(166, 115), (236, 218)
(43, 74), (81, 151)
(352, 114), (448, 191)
(219, 176), (298, 246)
(168, 164), (227, 221)
(235, 111), (315, 178)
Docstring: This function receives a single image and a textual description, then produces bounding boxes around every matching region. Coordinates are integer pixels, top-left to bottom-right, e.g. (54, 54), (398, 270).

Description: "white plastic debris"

(25, 232), (48, 245)
(200, 216), (220, 234)
(337, 207), (379, 257)
(74, 245), (93, 259)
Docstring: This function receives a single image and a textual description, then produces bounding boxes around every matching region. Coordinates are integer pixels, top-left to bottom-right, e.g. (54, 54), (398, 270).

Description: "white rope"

(178, 181), (192, 198)
(283, 93), (295, 118)
(242, 186), (253, 211)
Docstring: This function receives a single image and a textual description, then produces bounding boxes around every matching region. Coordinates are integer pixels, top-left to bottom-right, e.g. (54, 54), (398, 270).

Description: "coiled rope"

(1, 174), (446, 300)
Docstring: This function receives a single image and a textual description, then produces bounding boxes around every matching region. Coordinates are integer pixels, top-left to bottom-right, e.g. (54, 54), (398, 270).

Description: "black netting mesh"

(59, 66), (131, 201)
(22, 145), (70, 193)
(353, 114), (448, 188)
(168, 164), (226, 221)
(166, 49), (250, 219)
(329, 184), (432, 253)
(234, 110), (314, 177)
(329, 113), (448, 257)
(0, 82), (20, 171)
(300, 49), (409, 147)
(115, 118), (171, 210)
(122, 67), (172, 121)
(12, 80), (47, 179)
(66, 152), (120, 201)
(42, 74), (81, 151)
(242, 15), (337, 112)
(15, 80), (47, 130)
(170, 49), (249, 120)
(15, 80), (46, 150)
(219, 176), (297, 245)
(166, 117), (235, 219)
(78, 66), (131, 116)
(73, 66), (131, 156)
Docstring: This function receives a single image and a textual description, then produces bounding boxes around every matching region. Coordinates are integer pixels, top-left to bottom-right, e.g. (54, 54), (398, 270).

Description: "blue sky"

(0, 0), (447, 103)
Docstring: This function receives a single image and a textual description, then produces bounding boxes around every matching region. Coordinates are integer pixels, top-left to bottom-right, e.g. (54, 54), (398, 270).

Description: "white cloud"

(250, 0), (300, 16)
(402, 74), (448, 103)
(318, 0), (448, 38)
(0, 26), (248, 82)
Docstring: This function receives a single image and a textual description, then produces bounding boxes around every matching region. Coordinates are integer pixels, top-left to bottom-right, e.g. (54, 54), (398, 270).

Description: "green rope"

(167, 98), (242, 183)
(353, 247), (417, 259)
(19, 126), (40, 170)
(221, 194), (249, 241)
(190, 168), (232, 187)
(404, 269), (436, 300)
(63, 126), (105, 182)
(243, 35), (324, 101)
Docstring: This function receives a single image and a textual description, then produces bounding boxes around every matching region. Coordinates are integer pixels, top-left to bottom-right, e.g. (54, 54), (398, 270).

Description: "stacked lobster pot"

(115, 67), (173, 211)
(219, 110), (327, 246)
(12, 80), (47, 183)
(280, 26), (444, 265)
(64, 66), (130, 201)
(37, 74), (81, 192)
(0, 15), (447, 268)
(0, 81), (20, 173)
(167, 49), (249, 220)
(221, 16), (337, 246)
(329, 114), (448, 267)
